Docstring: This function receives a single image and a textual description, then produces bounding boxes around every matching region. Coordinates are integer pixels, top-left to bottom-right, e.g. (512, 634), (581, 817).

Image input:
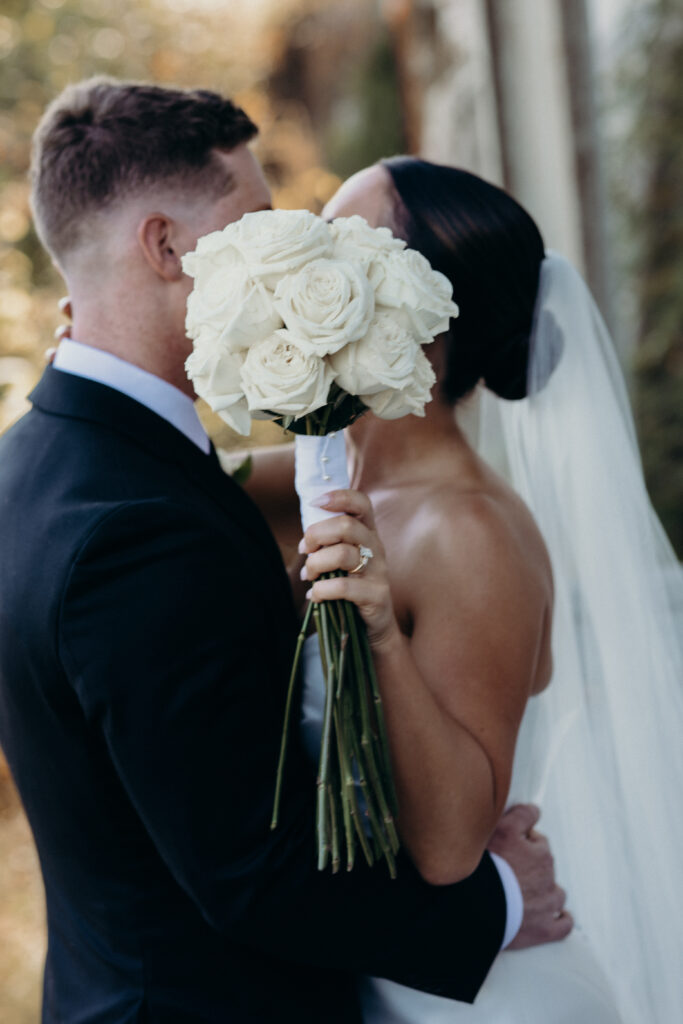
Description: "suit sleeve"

(59, 498), (505, 1002)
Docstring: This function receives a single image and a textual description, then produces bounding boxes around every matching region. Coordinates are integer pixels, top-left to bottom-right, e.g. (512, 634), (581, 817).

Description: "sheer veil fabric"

(471, 253), (683, 1022)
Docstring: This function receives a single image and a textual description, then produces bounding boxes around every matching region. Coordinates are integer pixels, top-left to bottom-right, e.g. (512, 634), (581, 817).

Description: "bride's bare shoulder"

(394, 476), (553, 611)
(452, 482), (550, 579)
(384, 474), (554, 695)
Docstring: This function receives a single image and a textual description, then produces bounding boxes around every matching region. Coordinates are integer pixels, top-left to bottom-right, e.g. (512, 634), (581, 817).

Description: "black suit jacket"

(0, 366), (506, 1023)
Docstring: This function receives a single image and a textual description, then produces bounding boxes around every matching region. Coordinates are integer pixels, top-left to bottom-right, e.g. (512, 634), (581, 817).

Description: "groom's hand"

(488, 804), (573, 950)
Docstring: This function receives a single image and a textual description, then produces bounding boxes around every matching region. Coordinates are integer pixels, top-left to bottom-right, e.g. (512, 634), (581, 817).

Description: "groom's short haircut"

(30, 77), (258, 266)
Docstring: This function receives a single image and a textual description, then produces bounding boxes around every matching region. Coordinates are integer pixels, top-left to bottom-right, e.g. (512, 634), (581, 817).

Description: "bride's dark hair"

(381, 156), (545, 402)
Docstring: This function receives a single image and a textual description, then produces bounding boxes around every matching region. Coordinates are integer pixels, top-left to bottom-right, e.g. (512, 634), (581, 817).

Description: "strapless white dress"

(300, 636), (623, 1024)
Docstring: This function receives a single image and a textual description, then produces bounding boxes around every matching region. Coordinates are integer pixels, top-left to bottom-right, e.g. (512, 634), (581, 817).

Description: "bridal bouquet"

(183, 209), (458, 876)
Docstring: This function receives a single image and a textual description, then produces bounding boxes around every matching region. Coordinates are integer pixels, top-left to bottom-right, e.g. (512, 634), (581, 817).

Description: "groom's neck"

(67, 275), (193, 397)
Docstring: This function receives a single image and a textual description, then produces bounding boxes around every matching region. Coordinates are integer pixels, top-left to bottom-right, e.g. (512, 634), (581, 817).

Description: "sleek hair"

(381, 156), (545, 402)
(30, 77), (258, 264)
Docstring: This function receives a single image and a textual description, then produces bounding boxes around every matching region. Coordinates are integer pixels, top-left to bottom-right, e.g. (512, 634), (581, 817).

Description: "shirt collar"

(53, 339), (210, 454)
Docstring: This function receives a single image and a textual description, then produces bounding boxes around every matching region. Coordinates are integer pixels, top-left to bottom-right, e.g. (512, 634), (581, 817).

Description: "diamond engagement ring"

(349, 545), (374, 575)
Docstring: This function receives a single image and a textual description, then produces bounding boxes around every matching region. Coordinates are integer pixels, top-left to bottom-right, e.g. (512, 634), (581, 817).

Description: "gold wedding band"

(349, 545), (373, 575)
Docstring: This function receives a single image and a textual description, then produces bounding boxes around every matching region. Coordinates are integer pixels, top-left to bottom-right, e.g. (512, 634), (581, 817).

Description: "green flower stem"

(333, 704), (356, 871)
(316, 761), (330, 872)
(350, 730), (397, 879)
(335, 614), (349, 702)
(328, 779), (340, 874)
(361, 730), (400, 857)
(316, 603), (336, 872)
(270, 599), (314, 830)
(318, 402), (333, 436)
(344, 604), (400, 855)
(319, 601), (334, 686)
(341, 689), (392, 865)
(321, 582), (342, 639)
(358, 610), (400, 823)
(325, 606), (342, 645)
(341, 691), (374, 868)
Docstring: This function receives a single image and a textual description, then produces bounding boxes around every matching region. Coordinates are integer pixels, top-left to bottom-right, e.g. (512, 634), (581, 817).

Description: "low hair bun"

(481, 329), (530, 401)
(381, 157), (544, 406)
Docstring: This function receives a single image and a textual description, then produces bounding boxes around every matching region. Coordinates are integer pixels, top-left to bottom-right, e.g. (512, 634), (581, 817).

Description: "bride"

(245, 158), (683, 1022)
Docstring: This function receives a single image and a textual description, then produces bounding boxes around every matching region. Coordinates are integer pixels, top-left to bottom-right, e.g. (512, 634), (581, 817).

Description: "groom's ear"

(137, 213), (184, 282)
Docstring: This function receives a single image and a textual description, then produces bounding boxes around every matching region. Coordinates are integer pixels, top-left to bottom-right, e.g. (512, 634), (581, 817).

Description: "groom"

(0, 79), (569, 1023)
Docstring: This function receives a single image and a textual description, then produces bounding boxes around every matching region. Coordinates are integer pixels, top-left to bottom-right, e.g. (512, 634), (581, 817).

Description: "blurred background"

(0, 0), (681, 1018)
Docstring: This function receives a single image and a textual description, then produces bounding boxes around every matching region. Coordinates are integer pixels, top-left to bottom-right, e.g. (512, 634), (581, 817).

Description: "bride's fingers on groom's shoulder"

(551, 885), (567, 912)
(550, 909), (574, 941)
(52, 296), (73, 348)
(495, 803), (541, 837)
(509, 906), (573, 950)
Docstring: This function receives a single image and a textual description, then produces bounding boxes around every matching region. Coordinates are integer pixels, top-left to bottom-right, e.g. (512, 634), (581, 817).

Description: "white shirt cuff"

(490, 852), (523, 950)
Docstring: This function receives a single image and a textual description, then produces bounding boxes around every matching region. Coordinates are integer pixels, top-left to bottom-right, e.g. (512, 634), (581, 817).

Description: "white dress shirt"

(53, 339), (210, 454)
(490, 853), (523, 949)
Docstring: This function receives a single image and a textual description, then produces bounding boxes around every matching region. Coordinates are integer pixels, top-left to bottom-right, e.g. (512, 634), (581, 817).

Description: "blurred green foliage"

(324, 35), (405, 180)
(613, 0), (683, 553)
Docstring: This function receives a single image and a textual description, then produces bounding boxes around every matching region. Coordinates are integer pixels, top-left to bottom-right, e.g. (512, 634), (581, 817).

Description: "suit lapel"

(180, 440), (291, 588)
(30, 367), (291, 591)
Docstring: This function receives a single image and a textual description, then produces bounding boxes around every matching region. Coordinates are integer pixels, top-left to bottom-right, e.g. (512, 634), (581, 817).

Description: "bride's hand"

(55, 296), (72, 343)
(45, 297), (73, 364)
(299, 489), (400, 651)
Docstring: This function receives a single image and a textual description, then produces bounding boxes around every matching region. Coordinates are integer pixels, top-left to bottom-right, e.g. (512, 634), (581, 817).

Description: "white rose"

(240, 331), (334, 419)
(329, 311), (420, 397)
(185, 345), (252, 436)
(361, 345), (436, 420)
(369, 248), (459, 338)
(273, 258), (375, 356)
(185, 263), (282, 352)
(181, 230), (242, 280)
(191, 227), (241, 260)
(329, 215), (406, 267)
(217, 209), (333, 289)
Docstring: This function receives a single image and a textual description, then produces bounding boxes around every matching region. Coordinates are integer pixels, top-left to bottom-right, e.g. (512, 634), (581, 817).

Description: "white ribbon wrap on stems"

(294, 432), (350, 533)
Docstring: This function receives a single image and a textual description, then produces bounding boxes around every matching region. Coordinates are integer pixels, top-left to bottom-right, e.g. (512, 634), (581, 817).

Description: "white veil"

(474, 253), (683, 1022)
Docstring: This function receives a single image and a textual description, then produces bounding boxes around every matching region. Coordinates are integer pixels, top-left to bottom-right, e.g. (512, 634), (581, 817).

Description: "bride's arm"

(301, 489), (552, 886)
